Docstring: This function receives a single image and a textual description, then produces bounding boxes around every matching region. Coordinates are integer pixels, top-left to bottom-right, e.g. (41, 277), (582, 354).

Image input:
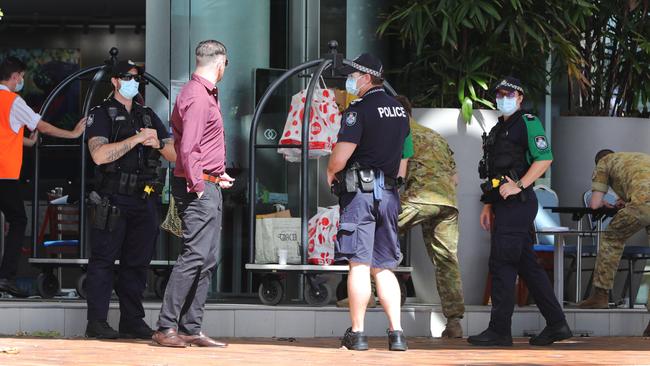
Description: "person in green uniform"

(395, 95), (465, 338)
(578, 150), (650, 336)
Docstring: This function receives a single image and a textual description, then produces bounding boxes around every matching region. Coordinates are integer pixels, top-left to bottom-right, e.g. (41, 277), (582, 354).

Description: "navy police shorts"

(335, 188), (402, 269)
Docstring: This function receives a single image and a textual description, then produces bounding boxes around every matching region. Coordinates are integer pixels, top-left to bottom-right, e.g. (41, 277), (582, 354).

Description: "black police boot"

(387, 329), (407, 351)
(119, 320), (154, 339)
(85, 321), (120, 339)
(529, 320), (572, 346)
(341, 327), (368, 351)
(0, 278), (28, 298)
(467, 328), (513, 346)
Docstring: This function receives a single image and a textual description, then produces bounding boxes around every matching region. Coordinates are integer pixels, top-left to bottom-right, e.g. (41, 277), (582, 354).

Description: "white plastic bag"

(254, 217), (302, 264)
(277, 86), (341, 162)
(307, 206), (339, 265)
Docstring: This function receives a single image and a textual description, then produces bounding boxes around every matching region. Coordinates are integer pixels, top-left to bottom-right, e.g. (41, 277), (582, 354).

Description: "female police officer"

(468, 77), (572, 347)
(84, 60), (176, 339)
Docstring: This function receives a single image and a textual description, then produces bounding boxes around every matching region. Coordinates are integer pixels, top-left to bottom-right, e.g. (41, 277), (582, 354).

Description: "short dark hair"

(394, 95), (412, 117)
(595, 149), (614, 164)
(195, 40), (227, 67)
(0, 56), (27, 81)
(369, 74), (384, 86)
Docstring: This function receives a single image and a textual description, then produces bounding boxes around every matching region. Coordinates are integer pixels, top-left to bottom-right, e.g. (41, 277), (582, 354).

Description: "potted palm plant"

(551, 0), (650, 206)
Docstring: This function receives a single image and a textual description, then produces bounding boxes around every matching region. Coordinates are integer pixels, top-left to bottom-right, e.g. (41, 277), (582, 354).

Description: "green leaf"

(461, 97), (473, 123)
(479, 1), (502, 21)
(458, 78), (466, 104)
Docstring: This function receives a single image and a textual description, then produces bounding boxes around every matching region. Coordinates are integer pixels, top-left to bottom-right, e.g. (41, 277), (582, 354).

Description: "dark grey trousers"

(157, 177), (223, 335)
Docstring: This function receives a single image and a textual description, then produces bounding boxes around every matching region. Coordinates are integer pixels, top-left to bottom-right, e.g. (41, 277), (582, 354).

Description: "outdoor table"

(540, 206), (617, 306)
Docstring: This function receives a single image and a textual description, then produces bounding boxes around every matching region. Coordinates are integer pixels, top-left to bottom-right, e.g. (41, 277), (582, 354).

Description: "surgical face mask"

(496, 96), (518, 116)
(345, 76), (359, 96)
(15, 77), (24, 92)
(118, 79), (140, 99)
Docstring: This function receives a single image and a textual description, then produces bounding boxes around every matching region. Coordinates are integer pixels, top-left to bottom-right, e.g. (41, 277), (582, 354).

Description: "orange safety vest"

(0, 89), (24, 179)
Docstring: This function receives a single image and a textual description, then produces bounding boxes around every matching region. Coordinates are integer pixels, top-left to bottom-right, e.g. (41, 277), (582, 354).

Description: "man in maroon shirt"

(153, 40), (234, 348)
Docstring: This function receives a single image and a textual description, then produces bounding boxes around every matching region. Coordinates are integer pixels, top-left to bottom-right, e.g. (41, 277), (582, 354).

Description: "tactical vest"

(95, 99), (161, 193)
(484, 116), (528, 178)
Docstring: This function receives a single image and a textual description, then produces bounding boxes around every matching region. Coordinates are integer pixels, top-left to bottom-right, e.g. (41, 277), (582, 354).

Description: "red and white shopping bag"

(277, 86), (341, 162)
(307, 206), (340, 265)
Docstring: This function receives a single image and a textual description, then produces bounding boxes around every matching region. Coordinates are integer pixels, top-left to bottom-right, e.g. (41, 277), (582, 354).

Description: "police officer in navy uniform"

(327, 53), (410, 351)
(468, 77), (572, 346)
(84, 60), (176, 339)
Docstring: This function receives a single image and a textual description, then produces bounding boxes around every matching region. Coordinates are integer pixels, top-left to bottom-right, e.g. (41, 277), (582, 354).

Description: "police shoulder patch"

(86, 113), (95, 127)
(345, 111), (358, 126)
(535, 135), (548, 150)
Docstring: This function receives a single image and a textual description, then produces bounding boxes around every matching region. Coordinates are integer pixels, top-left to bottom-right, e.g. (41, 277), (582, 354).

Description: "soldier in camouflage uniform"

(578, 150), (650, 336)
(395, 96), (465, 338)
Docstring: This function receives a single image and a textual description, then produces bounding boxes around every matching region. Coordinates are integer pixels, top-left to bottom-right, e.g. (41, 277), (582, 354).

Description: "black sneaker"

(85, 321), (120, 339)
(467, 328), (513, 346)
(0, 278), (28, 298)
(387, 329), (407, 351)
(529, 320), (572, 346)
(341, 327), (368, 351)
(119, 321), (154, 339)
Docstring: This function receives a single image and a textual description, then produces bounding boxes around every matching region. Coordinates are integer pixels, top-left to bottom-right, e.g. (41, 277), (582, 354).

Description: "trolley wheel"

(154, 275), (169, 299)
(258, 278), (283, 306)
(336, 278), (347, 301)
(36, 272), (59, 299)
(304, 282), (332, 306)
(398, 277), (407, 306)
(76, 273), (88, 299)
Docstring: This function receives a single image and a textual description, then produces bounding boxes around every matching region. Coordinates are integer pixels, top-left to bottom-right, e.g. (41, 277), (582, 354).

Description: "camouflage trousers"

(398, 201), (465, 319)
(593, 203), (650, 307)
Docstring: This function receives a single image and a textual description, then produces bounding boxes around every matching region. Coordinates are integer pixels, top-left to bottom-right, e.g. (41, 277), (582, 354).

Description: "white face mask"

(118, 79), (140, 99)
(345, 76), (359, 96)
(496, 96), (518, 116)
(15, 77), (24, 92)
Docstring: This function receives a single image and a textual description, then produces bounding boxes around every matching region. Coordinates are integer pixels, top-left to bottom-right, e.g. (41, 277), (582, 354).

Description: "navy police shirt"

(86, 97), (169, 172)
(337, 87), (410, 178)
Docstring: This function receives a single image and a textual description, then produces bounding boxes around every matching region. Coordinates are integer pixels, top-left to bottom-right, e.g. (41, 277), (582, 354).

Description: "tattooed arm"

(87, 128), (156, 165)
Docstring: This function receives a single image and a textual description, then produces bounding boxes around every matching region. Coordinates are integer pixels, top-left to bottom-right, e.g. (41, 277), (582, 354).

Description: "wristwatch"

(156, 138), (165, 150)
(515, 180), (525, 190)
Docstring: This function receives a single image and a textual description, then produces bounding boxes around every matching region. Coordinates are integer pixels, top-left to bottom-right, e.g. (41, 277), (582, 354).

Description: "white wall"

(411, 108), (498, 305)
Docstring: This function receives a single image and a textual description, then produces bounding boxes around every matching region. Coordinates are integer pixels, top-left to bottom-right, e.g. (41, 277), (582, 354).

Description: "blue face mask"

(345, 76), (359, 96)
(118, 79), (140, 99)
(496, 96), (518, 116)
(15, 78), (24, 92)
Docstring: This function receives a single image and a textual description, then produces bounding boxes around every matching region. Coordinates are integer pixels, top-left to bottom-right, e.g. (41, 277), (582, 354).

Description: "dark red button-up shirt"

(172, 73), (226, 193)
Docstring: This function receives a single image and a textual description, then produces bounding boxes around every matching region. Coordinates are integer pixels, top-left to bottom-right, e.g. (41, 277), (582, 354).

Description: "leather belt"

(202, 173), (223, 183)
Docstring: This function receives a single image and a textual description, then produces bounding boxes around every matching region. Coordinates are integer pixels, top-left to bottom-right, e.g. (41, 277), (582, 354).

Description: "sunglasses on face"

(118, 74), (143, 82)
(495, 91), (517, 99)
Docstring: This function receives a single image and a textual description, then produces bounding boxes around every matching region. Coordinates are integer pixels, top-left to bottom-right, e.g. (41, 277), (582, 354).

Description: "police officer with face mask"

(327, 53), (410, 351)
(468, 77), (572, 347)
(84, 60), (176, 339)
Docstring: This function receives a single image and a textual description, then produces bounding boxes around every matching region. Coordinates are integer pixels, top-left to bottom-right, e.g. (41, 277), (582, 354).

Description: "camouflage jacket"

(592, 152), (650, 204)
(402, 118), (458, 207)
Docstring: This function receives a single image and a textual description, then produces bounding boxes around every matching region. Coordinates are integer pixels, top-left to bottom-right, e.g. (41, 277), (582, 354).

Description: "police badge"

(535, 135), (548, 150)
(345, 111), (357, 127)
(86, 113), (95, 128)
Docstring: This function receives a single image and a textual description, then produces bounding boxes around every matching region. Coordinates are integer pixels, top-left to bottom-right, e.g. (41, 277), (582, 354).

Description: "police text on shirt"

(377, 106), (407, 118)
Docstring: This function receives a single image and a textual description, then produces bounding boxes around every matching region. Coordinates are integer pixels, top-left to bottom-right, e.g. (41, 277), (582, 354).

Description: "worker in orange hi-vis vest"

(0, 56), (86, 297)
